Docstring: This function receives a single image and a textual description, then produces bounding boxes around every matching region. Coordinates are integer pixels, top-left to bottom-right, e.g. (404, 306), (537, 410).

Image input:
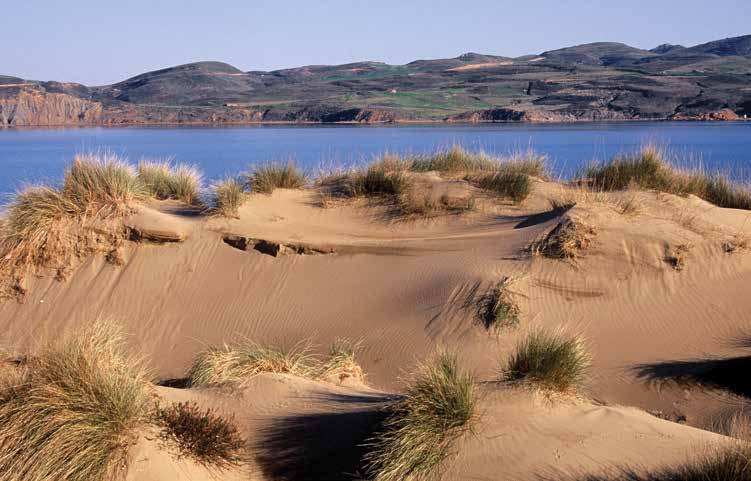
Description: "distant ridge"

(1, 34), (750, 127)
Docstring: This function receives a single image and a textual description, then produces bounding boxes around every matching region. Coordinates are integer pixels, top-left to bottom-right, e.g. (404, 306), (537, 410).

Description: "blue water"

(1, 122), (750, 200)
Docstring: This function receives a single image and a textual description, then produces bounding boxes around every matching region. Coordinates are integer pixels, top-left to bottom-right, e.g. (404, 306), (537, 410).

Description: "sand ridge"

(2, 174), (751, 480)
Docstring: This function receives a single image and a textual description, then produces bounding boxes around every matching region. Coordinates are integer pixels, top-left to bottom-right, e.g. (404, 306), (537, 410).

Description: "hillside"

(2, 34), (751, 126)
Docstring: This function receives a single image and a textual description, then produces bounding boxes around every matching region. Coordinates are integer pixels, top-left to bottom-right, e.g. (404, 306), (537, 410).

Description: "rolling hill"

(1, 34), (750, 127)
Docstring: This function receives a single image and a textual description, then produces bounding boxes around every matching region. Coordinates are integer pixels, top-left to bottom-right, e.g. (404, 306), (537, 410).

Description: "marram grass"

(187, 339), (365, 387)
(504, 329), (591, 393)
(0, 322), (151, 481)
(365, 352), (476, 481)
(137, 161), (203, 205)
(208, 177), (247, 217)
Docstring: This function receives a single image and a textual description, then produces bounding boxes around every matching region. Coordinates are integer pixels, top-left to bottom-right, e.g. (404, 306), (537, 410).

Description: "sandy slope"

(2, 175), (751, 480)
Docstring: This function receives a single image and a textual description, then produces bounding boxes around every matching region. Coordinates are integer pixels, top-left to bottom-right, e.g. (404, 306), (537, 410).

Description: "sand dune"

(2, 171), (751, 480)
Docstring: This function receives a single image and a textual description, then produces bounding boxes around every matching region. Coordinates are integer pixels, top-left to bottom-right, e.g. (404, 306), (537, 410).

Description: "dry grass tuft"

(723, 234), (749, 254)
(584, 145), (751, 210)
(398, 191), (476, 217)
(137, 161), (203, 205)
(208, 177), (247, 218)
(154, 401), (245, 471)
(587, 442), (751, 481)
(246, 162), (307, 194)
(616, 193), (642, 216)
(531, 216), (596, 260)
(188, 341), (317, 387)
(411, 145), (496, 173)
(317, 339), (365, 384)
(665, 243), (690, 271)
(188, 339), (365, 387)
(0, 154), (145, 299)
(504, 329), (591, 393)
(365, 352), (476, 481)
(0, 322), (151, 481)
(471, 170), (532, 203)
(482, 277), (521, 331)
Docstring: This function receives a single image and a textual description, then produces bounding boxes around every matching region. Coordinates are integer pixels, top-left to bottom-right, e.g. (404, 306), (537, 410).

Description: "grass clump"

(246, 162), (307, 194)
(531, 216), (596, 260)
(137, 161), (203, 205)
(188, 341), (316, 387)
(0, 153), (146, 299)
(208, 177), (247, 218)
(343, 164), (412, 198)
(584, 145), (751, 210)
(154, 401), (245, 471)
(587, 443), (751, 481)
(365, 352), (476, 481)
(482, 277), (521, 331)
(317, 339), (365, 384)
(411, 145), (496, 173)
(504, 329), (591, 393)
(0, 322), (151, 481)
(472, 170), (532, 203)
(187, 339), (365, 387)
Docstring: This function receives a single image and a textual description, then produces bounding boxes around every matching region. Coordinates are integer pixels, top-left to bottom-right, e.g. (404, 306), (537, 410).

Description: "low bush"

(154, 401), (245, 470)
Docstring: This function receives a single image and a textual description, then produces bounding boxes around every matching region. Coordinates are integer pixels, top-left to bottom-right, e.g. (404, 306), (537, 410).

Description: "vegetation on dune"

(482, 277), (521, 331)
(584, 145), (751, 210)
(0, 154), (147, 299)
(208, 177), (247, 218)
(154, 401), (245, 470)
(471, 170), (531, 203)
(245, 162), (308, 194)
(0, 322), (151, 481)
(586, 443), (751, 481)
(187, 339), (365, 387)
(365, 352), (476, 481)
(504, 329), (591, 393)
(530, 216), (596, 260)
(411, 145), (497, 173)
(137, 161), (203, 205)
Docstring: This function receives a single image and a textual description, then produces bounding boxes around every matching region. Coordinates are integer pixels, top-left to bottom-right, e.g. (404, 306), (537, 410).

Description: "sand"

(2, 174), (751, 480)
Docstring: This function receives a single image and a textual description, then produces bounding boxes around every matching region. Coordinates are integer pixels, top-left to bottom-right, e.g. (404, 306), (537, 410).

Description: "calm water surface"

(1, 122), (750, 199)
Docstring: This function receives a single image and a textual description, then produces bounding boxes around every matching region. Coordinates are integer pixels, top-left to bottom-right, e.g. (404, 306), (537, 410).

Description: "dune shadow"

(254, 392), (392, 481)
(513, 209), (564, 229)
(634, 355), (751, 398)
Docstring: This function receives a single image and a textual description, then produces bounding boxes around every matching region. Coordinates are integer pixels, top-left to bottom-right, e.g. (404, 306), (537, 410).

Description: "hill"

(1, 34), (750, 126)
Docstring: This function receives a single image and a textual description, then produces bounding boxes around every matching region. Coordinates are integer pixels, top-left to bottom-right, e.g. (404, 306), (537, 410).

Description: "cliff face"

(0, 88), (102, 127)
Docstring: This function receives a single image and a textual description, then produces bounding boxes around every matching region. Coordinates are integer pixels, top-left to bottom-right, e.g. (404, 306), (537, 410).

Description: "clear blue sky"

(3, 0), (749, 85)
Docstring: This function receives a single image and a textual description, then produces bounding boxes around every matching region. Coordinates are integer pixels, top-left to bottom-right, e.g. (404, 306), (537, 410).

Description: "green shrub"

(365, 352), (476, 481)
(504, 329), (591, 393)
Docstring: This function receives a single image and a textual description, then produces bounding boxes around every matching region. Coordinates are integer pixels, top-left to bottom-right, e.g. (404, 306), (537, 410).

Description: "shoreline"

(2, 117), (750, 131)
